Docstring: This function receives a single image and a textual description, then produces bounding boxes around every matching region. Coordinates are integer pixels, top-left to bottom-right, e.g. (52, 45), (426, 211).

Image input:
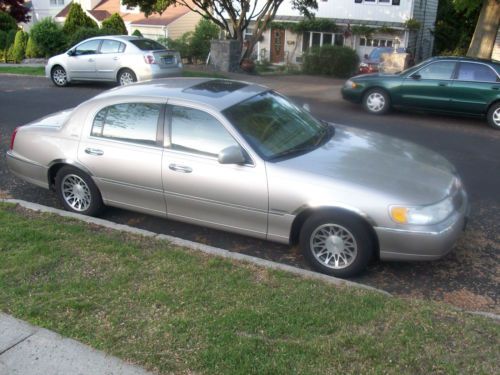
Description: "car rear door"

(161, 101), (269, 239)
(399, 60), (457, 111)
(77, 100), (166, 216)
(449, 61), (500, 114)
(66, 39), (101, 79)
(95, 39), (126, 81)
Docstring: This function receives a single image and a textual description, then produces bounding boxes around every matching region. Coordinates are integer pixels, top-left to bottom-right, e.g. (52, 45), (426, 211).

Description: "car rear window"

(130, 39), (166, 51)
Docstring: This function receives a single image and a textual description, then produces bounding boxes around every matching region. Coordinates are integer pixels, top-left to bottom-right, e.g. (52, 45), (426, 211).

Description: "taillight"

(9, 127), (19, 150)
(144, 54), (156, 64)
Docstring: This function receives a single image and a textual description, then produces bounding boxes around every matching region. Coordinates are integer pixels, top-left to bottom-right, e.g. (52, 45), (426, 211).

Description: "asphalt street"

(0, 74), (498, 313)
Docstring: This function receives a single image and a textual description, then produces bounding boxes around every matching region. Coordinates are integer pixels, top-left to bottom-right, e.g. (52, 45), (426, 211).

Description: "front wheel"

(117, 69), (137, 86)
(363, 89), (390, 115)
(487, 102), (500, 130)
(299, 212), (374, 278)
(55, 166), (103, 216)
(51, 66), (68, 87)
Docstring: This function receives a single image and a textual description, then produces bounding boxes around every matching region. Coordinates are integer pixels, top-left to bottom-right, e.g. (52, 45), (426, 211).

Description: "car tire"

(299, 211), (374, 278)
(55, 166), (103, 216)
(487, 102), (500, 130)
(51, 65), (68, 87)
(363, 88), (390, 115)
(117, 69), (137, 86)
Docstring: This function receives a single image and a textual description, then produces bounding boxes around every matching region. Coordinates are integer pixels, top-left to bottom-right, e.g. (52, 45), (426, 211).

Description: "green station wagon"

(341, 56), (500, 129)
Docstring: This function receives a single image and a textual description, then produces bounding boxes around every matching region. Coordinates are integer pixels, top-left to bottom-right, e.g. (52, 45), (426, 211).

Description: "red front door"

(270, 29), (285, 63)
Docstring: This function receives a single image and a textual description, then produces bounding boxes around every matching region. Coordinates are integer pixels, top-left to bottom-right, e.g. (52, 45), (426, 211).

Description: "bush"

(439, 47), (467, 57)
(12, 29), (28, 62)
(101, 13), (127, 35)
(190, 19), (219, 61)
(158, 33), (192, 62)
(66, 27), (105, 47)
(2, 28), (16, 61)
(302, 45), (359, 78)
(0, 11), (17, 32)
(63, 3), (97, 35)
(0, 30), (6, 50)
(31, 18), (66, 57)
(132, 29), (142, 37)
(25, 35), (42, 58)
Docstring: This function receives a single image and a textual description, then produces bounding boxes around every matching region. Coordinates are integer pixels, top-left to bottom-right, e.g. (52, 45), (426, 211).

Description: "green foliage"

(270, 19), (337, 33)
(0, 30), (6, 50)
(378, 25), (397, 35)
(66, 27), (105, 47)
(404, 18), (421, 31)
(2, 28), (15, 62)
(0, 11), (17, 32)
(351, 25), (376, 37)
(11, 29), (28, 62)
(101, 13), (128, 35)
(132, 29), (143, 37)
(190, 19), (219, 61)
(303, 45), (359, 78)
(433, 0), (480, 55)
(158, 33), (192, 61)
(31, 18), (66, 57)
(25, 36), (43, 58)
(63, 3), (98, 35)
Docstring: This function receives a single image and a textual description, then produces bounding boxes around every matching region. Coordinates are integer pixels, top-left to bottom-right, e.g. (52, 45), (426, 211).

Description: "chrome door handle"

(438, 82), (447, 87)
(169, 164), (192, 173)
(88, 58), (95, 62)
(85, 148), (104, 156)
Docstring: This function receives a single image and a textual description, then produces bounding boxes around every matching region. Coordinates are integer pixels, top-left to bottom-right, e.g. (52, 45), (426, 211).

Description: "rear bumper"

(135, 64), (183, 82)
(6, 150), (49, 189)
(375, 192), (469, 261)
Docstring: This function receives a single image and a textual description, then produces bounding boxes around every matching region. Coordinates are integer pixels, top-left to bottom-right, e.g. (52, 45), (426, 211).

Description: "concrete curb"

(1, 198), (391, 296)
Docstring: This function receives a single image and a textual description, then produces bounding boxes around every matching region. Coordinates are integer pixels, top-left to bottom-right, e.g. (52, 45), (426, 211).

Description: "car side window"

(169, 106), (238, 156)
(457, 62), (498, 82)
(417, 62), (456, 80)
(100, 40), (125, 54)
(91, 103), (161, 146)
(74, 40), (101, 56)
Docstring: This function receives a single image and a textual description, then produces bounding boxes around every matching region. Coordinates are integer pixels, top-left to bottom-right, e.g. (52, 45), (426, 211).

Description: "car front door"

(67, 39), (101, 79)
(77, 100), (166, 216)
(95, 39), (126, 81)
(399, 60), (457, 111)
(162, 102), (269, 238)
(449, 61), (500, 114)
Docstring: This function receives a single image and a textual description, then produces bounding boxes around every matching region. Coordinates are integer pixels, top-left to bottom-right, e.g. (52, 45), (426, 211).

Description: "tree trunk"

(467, 0), (500, 59)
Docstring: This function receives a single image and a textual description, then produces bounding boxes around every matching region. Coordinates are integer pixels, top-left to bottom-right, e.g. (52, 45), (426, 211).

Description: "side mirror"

(67, 49), (75, 56)
(218, 145), (246, 165)
(410, 73), (421, 80)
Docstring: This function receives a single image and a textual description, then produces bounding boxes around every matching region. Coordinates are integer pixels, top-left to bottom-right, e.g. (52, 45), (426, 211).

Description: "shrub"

(66, 26), (105, 47)
(12, 29), (28, 62)
(63, 3), (97, 35)
(190, 19), (219, 61)
(132, 29), (142, 37)
(159, 33), (192, 62)
(31, 18), (66, 57)
(2, 28), (16, 61)
(302, 45), (359, 78)
(0, 30), (6, 50)
(25, 35), (42, 58)
(101, 13), (127, 35)
(0, 11), (17, 32)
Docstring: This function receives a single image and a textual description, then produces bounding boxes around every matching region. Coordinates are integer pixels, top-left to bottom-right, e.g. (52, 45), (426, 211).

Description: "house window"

(359, 37), (394, 47)
(50, 0), (64, 6)
(303, 32), (345, 51)
(356, 0), (394, 3)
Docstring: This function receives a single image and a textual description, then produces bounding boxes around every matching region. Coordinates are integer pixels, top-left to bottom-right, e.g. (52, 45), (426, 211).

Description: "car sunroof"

(183, 80), (248, 98)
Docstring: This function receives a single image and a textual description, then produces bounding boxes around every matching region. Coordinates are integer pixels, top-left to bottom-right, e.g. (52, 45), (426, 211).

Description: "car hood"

(274, 125), (457, 205)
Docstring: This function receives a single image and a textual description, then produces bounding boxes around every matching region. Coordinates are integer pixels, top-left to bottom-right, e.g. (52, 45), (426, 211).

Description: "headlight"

(360, 63), (368, 67)
(389, 196), (454, 225)
(344, 79), (358, 89)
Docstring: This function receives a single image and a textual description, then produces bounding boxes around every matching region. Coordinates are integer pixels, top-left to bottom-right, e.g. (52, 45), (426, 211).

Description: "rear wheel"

(55, 166), (103, 216)
(117, 69), (137, 86)
(51, 65), (68, 87)
(487, 102), (500, 130)
(363, 88), (390, 115)
(299, 211), (374, 278)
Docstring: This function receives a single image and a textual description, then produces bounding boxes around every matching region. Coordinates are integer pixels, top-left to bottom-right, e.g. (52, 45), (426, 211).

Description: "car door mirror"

(218, 145), (246, 165)
(410, 73), (421, 80)
(67, 49), (75, 56)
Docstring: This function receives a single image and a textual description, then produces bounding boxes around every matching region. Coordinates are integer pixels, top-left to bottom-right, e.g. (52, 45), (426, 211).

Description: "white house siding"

(130, 12), (201, 40)
(26, 0), (68, 30)
(409, 0), (438, 60)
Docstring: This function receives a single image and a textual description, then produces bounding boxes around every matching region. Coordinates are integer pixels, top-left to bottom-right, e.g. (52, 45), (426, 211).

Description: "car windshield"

(130, 39), (166, 51)
(223, 91), (332, 161)
(369, 48), (393, 60)
(398, 58), (432, 76)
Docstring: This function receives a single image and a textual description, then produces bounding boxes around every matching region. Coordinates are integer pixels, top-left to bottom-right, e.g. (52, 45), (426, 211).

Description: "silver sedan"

(46, 36), (182, 87)
(6, 78), (469, 277)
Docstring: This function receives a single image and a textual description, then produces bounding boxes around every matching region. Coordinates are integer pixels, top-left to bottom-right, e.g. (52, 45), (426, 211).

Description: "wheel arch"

(289, 206), (380, 259)
(51, 63), (71, 82)
(47, 159), (94, 191)
(116, 67), (137, 82)
(362, 85), (392, 101)
(486, 99), (500, 115)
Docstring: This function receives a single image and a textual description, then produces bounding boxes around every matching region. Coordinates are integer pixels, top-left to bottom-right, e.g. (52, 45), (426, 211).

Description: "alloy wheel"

(310, 224), (358, 269)
(52, 68), (67, 86)
(61, 174), (92, 212)
(119, 71), (135, 85)
(366, 92), (386, 112)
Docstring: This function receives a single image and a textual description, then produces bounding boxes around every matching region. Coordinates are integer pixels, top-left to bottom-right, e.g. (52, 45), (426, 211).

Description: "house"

(256, 0), (438, 64)
(27, 0), (201, 39)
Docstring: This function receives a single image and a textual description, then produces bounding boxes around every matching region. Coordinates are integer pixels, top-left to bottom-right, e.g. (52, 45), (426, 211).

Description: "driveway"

(0, 74), (498, 313)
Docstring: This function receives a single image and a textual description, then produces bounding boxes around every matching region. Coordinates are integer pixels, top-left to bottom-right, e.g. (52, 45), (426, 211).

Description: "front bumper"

(375, 191), (469, 261)
(341, 87), (363, 103)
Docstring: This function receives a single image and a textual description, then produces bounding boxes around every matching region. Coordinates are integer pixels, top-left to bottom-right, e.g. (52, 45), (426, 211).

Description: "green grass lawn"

(0, 203), (498, 374)
(0, 66), (45, 76)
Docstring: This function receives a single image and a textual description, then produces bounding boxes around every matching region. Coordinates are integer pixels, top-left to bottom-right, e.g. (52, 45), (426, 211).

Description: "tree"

(0, 0), (30, 23)
(63, 2), (98, 35)
(190, 19), (220, 61)
(11, 29), (27, 62)
(132, 29), (143, 37)
(25, 35), (42, 58)
(0, 10), (17, 32)
(31, 18), (66, 57)
(101, 13), (128, 35)
(121, 0), (318, 61)
(463, 0), (499, 59)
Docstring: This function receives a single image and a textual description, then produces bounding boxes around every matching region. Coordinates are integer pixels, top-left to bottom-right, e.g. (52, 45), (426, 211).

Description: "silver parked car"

(6, 79), (469, 277)
(46, 36), (182, 87)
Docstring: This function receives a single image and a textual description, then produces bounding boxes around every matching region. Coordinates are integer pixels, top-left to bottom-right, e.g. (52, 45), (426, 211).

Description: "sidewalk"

(0, 313), (152, 375)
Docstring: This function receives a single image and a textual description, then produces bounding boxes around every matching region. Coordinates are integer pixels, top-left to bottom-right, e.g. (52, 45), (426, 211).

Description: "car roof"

(92, 78), (270, 111)
(430, 55), (499, 65)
